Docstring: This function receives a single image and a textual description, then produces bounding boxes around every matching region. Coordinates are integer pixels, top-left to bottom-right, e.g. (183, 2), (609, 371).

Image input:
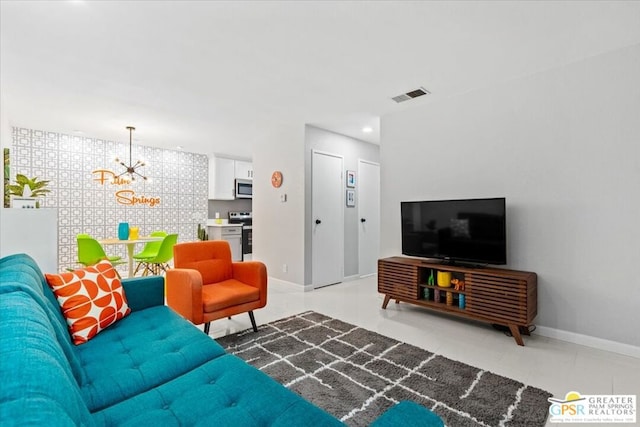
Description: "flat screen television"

(401, 197), (506, 265)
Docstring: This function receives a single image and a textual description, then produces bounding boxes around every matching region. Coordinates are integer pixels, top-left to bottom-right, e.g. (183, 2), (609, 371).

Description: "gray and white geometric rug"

(216, 311), (552, 427)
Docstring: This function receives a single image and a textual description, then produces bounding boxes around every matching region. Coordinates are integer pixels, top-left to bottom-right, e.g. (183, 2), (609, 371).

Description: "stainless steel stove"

(229, 211), (252, 260)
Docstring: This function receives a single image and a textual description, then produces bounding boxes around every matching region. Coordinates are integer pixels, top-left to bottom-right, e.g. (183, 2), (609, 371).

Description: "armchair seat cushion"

(202, 279), (260, 313)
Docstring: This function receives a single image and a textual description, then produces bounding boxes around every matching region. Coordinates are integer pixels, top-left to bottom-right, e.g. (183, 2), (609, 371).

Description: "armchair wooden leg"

(248, 311), (258, 333)
(204, 322), (210, 335)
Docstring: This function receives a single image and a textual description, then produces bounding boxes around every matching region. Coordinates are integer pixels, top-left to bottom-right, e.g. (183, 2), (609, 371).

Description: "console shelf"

(378, 256), (537, 346)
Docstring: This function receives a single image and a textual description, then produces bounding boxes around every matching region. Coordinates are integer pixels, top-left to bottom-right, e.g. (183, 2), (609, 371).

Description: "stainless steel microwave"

(235, 179), (253, 199)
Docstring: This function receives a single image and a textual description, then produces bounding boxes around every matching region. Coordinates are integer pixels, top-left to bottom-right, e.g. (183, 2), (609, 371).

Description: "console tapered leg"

(509, 324), (524, 346)
(382, 295), (391, 309)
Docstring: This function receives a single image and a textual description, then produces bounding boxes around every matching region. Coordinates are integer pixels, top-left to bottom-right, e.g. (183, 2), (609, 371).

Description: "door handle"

(360, 218), (366, 223)
(315, 219), (321, 225)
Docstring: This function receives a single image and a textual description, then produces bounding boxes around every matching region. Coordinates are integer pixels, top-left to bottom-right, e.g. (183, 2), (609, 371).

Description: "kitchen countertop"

(206, 220), (242, 227)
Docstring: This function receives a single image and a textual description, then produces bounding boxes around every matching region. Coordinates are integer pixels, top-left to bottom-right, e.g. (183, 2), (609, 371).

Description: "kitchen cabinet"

(235, 160), (253, 180)
(208, 155), (235, 200)
(208, 155), (253, 200)
(207, 224), (243, 261)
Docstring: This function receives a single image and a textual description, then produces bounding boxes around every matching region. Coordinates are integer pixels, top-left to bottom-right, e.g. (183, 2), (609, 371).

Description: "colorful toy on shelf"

(451, 278), (465, 291)
(427, 270), (435, 286)
(437, 271), (452, 288)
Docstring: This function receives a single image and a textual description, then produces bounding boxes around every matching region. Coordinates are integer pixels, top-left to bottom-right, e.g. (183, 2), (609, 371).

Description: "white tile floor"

(206, 276), (640, 425)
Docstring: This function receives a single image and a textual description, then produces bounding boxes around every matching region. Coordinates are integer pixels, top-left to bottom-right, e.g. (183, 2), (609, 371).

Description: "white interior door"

(312, 151), (344, 287)
(358, 160), (380, 277)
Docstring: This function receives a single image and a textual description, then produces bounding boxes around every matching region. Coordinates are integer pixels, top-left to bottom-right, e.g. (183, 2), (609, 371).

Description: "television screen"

(401, 197), (506, 265)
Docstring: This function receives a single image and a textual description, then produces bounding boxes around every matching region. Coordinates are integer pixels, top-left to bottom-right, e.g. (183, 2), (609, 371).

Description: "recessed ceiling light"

(362, 127), (373, 133)
(176, 145), (183, 150)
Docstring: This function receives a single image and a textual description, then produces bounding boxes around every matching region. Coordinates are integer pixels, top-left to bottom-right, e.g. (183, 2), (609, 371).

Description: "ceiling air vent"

(391, 87), (430, 103)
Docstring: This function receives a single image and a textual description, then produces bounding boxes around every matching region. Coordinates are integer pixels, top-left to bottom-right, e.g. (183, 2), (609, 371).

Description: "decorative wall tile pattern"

(11, 127), (208, 273)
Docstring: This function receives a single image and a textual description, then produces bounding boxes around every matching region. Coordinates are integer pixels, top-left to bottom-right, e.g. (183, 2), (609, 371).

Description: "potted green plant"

(7, 174), (51, 208)
(197, 223), (208, 241)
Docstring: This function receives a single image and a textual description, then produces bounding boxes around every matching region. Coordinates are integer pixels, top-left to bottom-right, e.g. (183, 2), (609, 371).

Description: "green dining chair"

(77, 234), (125, 267)
(137, 233), (178, 276)
(132, 230), (167, 276)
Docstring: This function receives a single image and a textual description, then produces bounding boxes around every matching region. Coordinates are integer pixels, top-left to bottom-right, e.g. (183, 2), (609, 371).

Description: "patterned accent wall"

(10, 127), (208, 273)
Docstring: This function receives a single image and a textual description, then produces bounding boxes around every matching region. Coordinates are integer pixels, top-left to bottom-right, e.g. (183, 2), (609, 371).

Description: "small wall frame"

(346, 189), (355, 207)
(346, 170), (356, 188)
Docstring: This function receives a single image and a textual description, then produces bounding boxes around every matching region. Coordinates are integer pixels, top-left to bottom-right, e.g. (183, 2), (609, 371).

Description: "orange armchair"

(166, 240), (267, 335)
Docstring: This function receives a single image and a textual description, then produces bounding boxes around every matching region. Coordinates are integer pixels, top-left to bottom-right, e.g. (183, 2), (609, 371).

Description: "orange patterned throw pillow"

(45, 260), (131, 345)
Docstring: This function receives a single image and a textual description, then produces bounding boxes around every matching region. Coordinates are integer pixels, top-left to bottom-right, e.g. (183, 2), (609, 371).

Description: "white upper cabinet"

(208, 155), (235, 200)
(235, 160), (253, 180)
(208, 155), (253, 199)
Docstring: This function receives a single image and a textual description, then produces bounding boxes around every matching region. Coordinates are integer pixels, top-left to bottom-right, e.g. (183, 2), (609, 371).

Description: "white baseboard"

(313, 274), (362, 290)
(534, 326), (640, 359)
(268, 276), (315, 292)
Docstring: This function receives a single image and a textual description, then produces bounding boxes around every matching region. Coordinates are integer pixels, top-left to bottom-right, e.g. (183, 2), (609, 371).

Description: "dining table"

(100, 236), (163, 278)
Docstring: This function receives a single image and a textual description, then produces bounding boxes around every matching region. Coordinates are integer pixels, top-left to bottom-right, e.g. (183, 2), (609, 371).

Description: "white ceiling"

(2, 1), (639, 158)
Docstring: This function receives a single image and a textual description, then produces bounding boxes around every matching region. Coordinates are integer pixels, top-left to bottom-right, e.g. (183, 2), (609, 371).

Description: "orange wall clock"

(271, 171), (283, 188)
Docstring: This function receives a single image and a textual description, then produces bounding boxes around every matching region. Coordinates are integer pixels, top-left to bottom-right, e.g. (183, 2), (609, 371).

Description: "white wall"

(252, 123), (306, 286)
(381, 44), (640, 347)
(1, 91), (10, 210)
(0, 91), (10, 149)
(1, 209), (58, 273)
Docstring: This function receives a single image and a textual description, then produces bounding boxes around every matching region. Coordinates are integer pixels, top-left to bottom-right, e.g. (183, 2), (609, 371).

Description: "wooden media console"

(378, 257), (537, 346)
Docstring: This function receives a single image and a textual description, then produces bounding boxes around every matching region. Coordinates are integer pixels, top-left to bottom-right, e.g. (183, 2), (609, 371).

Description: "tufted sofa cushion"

(77, 305), (226, 412)
(0, 290), (94, 426)
(0, 255), (87, 384)
(0, 253), (70, 328)
(371, 400), (444, 427)
(92, 354), (343, 427)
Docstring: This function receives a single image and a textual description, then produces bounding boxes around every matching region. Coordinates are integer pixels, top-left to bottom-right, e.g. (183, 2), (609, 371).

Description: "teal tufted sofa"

(0, 253), (443, 426)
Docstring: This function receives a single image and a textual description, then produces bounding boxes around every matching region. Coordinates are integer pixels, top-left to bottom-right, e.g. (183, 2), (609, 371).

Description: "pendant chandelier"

(114, 126), (147, 181)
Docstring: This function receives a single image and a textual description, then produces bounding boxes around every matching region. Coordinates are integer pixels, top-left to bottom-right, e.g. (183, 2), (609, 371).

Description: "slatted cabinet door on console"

(378, 257), (537, 346)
